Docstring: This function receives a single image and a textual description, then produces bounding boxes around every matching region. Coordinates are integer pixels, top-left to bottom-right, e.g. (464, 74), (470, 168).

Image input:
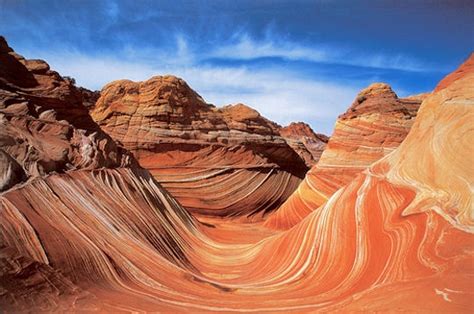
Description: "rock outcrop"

(1, 53), (472, 312)
(265, 82), (423, 229)
(0, 36), (474, 313)
(280, 122), (329, 167)
(0, 36), (132, 191)
(91, 76), (308, 219)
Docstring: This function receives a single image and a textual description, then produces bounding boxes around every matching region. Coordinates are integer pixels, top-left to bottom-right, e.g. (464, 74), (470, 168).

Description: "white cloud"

(25, 48), (358, 134)
(212, 35), (431, 72)
(212, 34), (328, 63)
(180, 66), (358, 133)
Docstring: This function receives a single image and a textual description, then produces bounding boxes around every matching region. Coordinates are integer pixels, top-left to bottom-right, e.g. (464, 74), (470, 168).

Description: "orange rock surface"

(1, 38), (472, 312)
(280, 122), (329, 167)
(265, 82), (423, 229)
(91, 77), (307, 219)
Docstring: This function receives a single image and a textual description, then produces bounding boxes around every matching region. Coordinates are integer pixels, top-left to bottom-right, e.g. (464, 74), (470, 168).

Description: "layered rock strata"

(91, 77), (307, 219)
(265, 82), (423, 229)
(0, 36), (132, 192)
(280, 122), (329, 167)
(1, 52), (472, 312)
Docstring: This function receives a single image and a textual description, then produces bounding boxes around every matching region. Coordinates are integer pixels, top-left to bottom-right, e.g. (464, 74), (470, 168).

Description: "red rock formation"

(0, 36), (132, 191)
(1, 37), (472, 312)
(91, 76), (307, 219)
(265, 82), (422, 229)
(0, 246), (103, 311)
(280, 122), (329, 167)
(2, 58), (472, 312)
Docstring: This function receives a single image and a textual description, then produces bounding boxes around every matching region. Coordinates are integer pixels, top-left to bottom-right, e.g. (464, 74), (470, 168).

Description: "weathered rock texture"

(0, 36), (132, 192)
(91, 76), (307, 219)
(265, 82), (423, 229)
(280, 122), (329, 167)
(1, 52), (473, 312)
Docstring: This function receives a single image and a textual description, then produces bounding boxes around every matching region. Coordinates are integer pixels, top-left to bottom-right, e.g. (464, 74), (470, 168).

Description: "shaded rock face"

(265, 82), (423, 229)
(0, 149), (26, 191)
(91, 76), (307, 219)
(78, 87), (100, 110)
(0, 37), (133, 190)
(280, 122), (329, 167)
(0, 246), (103, 312)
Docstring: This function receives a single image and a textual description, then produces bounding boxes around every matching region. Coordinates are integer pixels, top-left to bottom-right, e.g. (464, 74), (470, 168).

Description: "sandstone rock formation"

(0, 36), (132, 191)
(91, 76), (307, 219)
(1, 37), (472, 312)
(0, 149), (26, 191)
(280, 122), (329, 167)
(265, 82), (423, 229)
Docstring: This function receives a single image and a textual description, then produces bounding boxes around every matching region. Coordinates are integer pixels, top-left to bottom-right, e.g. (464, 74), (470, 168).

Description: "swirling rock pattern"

(280, 122), (329, 167)
(1, 39), (472, 312)
(1, 65), (473, 311)
(265, 82), (424, 229)
(91, 77), (307, 219)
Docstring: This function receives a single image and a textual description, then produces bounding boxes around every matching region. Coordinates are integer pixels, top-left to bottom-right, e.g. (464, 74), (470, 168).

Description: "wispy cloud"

(211, 34), (435, 72)
(212, 34), (328, 63)
(18, 33), (432, 135)
(23, 42), (359, 134)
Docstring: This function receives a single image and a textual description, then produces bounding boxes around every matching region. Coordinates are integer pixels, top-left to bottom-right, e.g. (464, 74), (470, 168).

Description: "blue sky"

(1, 0), (473, 134)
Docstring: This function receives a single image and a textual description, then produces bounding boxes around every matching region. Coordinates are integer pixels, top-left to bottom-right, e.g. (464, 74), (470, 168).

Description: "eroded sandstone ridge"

(1, 37), (472, 312)
(280, 122), (329, 167)
(265, 82), (424, 229)
(0, 36), (132, 192)
(0, 37), (197, 311)
(91, 76), (308, 218)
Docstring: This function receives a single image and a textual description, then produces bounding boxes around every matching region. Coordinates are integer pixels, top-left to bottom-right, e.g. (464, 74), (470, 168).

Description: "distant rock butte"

(280, 122), (329, 167)
(265, 82), (423, 229)
(0, 36), (133, 192)
(91, 76), (308, 219)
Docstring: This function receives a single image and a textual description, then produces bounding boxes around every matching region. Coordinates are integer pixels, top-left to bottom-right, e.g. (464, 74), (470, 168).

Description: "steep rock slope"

(280, 122), (329, 167)
(265, 82), (423, 229)
(0, 37), (204, 311)
(0, 37), (131, 192)
(91, 77), (307, 219)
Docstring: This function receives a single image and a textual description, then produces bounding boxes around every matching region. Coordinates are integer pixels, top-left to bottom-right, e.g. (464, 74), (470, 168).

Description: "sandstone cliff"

(280, 122), (329, 167)
(0, 36), (132, 192)
(265, 82), (423, 229)
(91, 76), (308, 219)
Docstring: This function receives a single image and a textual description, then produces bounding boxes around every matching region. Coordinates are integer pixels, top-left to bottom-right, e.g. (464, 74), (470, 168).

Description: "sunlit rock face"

(265, 82), (423, 229)
(280, 122), (329, 167)
(91, 77), (308, 219)
(0, 37), (132, 192)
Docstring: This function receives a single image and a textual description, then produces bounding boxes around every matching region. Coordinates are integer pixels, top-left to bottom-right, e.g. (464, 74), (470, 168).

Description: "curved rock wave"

(265, 82), (424, 229)
(1, 38), (472, 312)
